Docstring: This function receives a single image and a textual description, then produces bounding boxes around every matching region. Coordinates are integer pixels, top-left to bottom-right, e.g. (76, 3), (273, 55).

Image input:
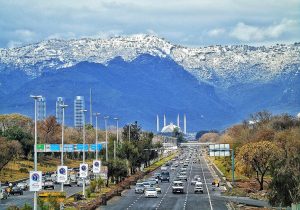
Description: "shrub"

(19, 167), (28, 173)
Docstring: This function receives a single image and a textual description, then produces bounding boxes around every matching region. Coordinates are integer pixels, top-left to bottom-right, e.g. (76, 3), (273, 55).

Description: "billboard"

(29, 171), (42, 191)
(57, 166), (68, 183)
(93, 160), (101, 174)
(79, 163), (88, 178)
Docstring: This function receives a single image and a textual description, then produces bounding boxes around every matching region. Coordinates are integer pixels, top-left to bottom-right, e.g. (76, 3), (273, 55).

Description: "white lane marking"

(201, 156), (214, 210)
(126, 194), (143, 209)
(183, 160), (193, 210)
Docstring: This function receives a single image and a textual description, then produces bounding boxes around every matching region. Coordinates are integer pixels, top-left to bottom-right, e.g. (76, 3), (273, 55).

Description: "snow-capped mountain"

(0, 35), (299, 131)
(1, 34), (299, 88)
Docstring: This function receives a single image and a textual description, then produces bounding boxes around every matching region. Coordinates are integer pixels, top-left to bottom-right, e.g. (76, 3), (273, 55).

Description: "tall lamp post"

(104, 116), (109, 161)
(60, 104), (68, 192)
(30, 95), (42, 210)
(81, 109), (87, 198)
(128, 123), (131, 141)
(113, 118), (119, 160)
(94, 113), (100, 160)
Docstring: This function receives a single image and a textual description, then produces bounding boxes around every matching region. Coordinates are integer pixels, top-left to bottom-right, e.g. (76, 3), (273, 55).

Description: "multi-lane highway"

(101, 148), (227, 210)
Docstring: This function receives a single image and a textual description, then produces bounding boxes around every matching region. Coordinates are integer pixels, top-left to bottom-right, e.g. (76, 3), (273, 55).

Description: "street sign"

(29, 171), (42, 191)
(57, 166), (68, 183)
(79, 163), (88, 178)
(50, 144), (61, 152)
(63, 144), (74, 152)
(93, 160), (101, 174)
(90, 144), (102, 152)
(209, 144), (230, 156)
(36, 144), (45, 152)
(76, 144), (89, 152)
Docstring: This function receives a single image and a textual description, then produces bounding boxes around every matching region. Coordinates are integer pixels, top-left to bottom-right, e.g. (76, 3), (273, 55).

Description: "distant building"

(161, 123), (181, 133)
(37, 97), (46, 121)
(74, 96), (85, 129)
(56, 97), (64, 124)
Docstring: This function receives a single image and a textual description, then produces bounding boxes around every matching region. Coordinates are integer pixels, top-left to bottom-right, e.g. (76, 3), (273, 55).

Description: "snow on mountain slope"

(0, 34), (299, 87)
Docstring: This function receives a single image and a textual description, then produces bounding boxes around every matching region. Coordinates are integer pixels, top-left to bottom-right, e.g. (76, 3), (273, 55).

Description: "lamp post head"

(104, 116), (109, 120)
(59, 104), (68, 108)
(81, 109), (87, 112)
(113, 117), (118, 121)
(93, 112), (100, 116)
(30, 95), (43, 100)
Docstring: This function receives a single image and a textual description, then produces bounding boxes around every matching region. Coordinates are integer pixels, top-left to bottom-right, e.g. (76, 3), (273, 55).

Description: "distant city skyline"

(0, 0), (299, 48)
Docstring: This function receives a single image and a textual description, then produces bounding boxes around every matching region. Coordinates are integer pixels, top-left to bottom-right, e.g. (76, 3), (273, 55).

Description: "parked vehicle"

(10, 186), (23, 195)
(135, 183), (145, 194)
(144, 187), (158, 198)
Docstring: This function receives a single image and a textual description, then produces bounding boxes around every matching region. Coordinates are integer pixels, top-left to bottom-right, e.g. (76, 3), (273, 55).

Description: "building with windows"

(37, 97), (46, 121)
(74, 96), (85, 129)
(56, 97), (64, 124)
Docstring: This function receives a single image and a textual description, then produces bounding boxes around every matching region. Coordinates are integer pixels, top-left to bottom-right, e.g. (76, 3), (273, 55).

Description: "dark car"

(161, 171), (170, 182)
(10, 186), (23, 195)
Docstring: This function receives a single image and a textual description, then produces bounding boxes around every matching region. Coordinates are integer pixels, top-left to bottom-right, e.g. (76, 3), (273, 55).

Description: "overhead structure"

(164, 114), (166, 127)
(177, 114), (180, 127)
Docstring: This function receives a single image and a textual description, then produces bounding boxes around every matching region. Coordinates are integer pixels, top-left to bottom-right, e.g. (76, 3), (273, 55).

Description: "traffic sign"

(36, 144), (45, 152)
(57, 166), (68, 183)
(29, 171), (42, 191)
(79, 163), (88, 178)
(93, 160), (101, 174)
(76, 144), (89, 152)
(50, 144), (60, 152)
(90, 144), (102, 152)
(63, 144), (74, 152)
(209, 144), (230, 156)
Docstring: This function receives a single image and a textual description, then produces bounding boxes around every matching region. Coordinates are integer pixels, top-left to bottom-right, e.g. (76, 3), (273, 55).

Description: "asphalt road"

(0, 183), (83, 209)
(100, 150), (227, 210)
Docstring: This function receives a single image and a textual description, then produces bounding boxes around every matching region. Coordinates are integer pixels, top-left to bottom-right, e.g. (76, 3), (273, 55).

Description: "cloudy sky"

(0, 0), (299, 48)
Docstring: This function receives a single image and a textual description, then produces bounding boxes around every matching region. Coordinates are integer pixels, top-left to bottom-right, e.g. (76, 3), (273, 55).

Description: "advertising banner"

(79, 163), (88, 178)
(93, 160), (101, 174)
(29, 171), (42, 191)
(57, 166), (68, 183)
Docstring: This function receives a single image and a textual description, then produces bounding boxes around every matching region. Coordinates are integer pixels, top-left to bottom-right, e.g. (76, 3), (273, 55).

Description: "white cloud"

(208, 28), (225, 37)
(230, 19), (299, 42)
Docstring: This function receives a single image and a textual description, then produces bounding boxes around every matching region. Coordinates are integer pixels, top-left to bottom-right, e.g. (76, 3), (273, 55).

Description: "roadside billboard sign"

(57, 166), (68, 183)
(90, 144), (102, 152)
(99, 166), (108, 180)
(93, 160), (101, 174)
(76, 144), (89, 152)
(63, 144), (74, 152)
(29, 171), (42, 191)
(79, 163), (88, 178)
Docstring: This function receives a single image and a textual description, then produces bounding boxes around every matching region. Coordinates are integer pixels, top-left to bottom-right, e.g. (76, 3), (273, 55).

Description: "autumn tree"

(0, 137), (23, 171)
(38, 116), (61, 144)
(237, 141), (282, 190)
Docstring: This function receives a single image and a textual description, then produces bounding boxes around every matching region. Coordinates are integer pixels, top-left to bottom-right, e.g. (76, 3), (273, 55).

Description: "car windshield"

(147, 188), (156, 191)
(174, 182), (183, 186)
(136, 183), (144, 187)
(143, 182), (150, 185)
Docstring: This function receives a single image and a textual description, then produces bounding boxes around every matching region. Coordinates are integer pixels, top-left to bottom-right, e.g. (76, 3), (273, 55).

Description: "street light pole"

(128, 124), (131, 141)
(30, 95), (42, 210)
(104, 116), (109, 161)
(113, 118), (119, 160)
(60, 104), (68, 192)
(94, 113), (100, 160)
(81, 109), (87, 198)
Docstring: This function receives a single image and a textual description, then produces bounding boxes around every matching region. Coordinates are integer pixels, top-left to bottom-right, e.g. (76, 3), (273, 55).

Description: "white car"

(194, 182), (204, 193)
(191, 175), (201, 185)
(155, 184), (161, 193)
(77, 178), (90, 187)
(144, 187), (158, 197)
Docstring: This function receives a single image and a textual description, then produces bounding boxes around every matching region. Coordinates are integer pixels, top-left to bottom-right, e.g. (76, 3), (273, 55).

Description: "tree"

(0, 137), (23, 171)
(3, 126), (33, 157)
(38, 116), (61, 144)
(236, 141), (282, 190)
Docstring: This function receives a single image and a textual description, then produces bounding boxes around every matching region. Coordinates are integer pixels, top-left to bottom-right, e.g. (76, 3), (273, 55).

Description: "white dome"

(297, 113), (300, 118)
(161, 123), (180, 133)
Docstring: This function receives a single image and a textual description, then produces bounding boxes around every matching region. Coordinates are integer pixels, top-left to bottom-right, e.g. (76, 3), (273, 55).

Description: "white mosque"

(156, 114), (187, 134)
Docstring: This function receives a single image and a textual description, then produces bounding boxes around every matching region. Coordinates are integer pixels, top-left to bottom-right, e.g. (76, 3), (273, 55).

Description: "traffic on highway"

(101, 147), (226, 210)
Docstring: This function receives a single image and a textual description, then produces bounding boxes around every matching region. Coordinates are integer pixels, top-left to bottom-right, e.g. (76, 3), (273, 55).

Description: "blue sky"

(0, 0), (299, 48)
